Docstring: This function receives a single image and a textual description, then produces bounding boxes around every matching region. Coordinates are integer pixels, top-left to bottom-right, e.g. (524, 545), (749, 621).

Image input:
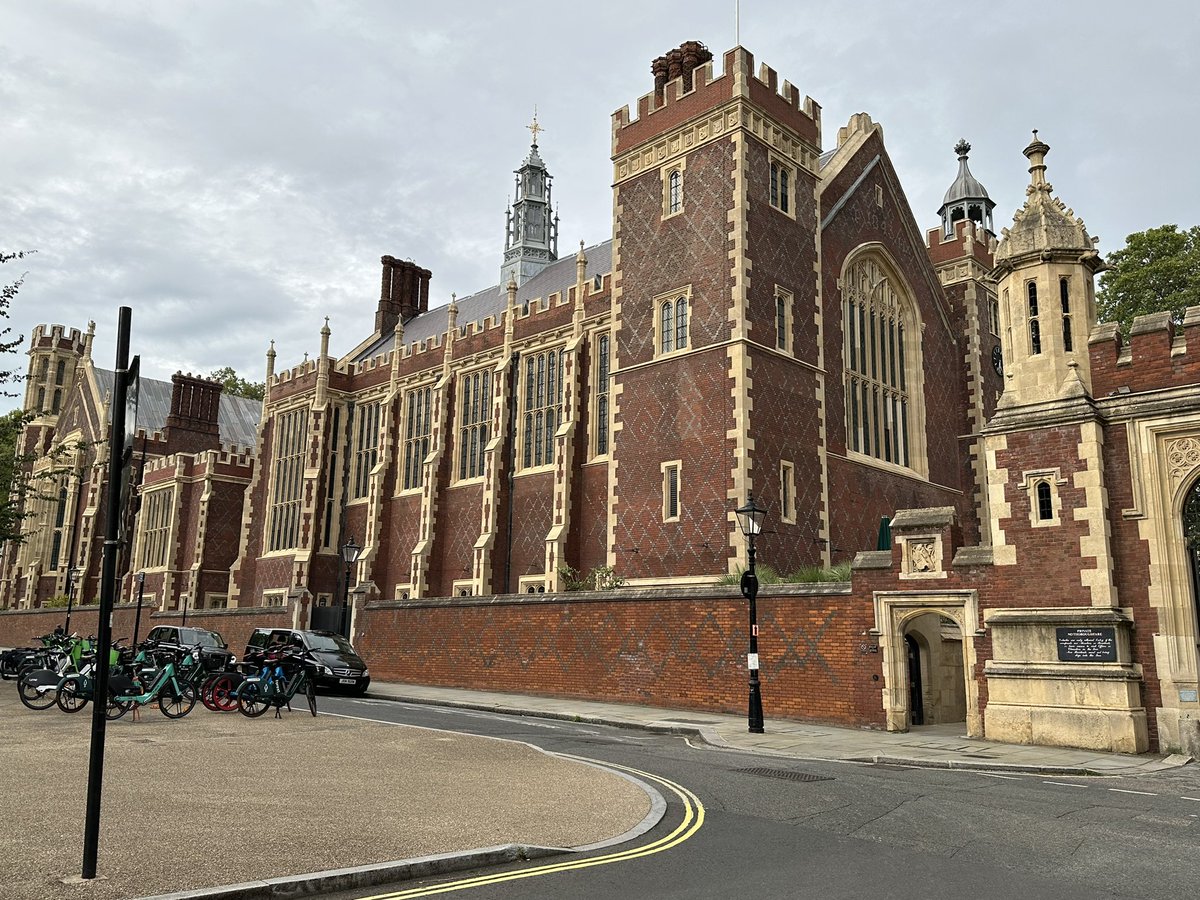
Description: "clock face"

(991, 345), (1004, 377)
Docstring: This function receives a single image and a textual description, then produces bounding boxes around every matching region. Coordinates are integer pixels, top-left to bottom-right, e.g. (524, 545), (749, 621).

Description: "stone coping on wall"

(890, 506), (955, 529)
(850, 550), (892, 569)
(366, 581), (853, 611)
(983, 606), (1135, 626)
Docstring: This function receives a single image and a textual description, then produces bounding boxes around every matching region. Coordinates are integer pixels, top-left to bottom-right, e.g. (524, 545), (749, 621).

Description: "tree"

(1, 251), (34, 396)
(1097, 225), (1200, 333)
(208, 366), (265, 402)
(0, 251), (35, 543)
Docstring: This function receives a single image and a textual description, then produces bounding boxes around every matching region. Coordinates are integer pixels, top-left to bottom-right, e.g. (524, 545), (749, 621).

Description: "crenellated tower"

(501, 116), (559, 288)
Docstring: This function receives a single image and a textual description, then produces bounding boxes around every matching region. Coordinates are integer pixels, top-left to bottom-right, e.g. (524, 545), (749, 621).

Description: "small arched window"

(52, 390), (61, 414)
(55, 359), (66, 385)
(1036, 480), (1053, 521)
(660, 302), (674, 354)
(668, 170), (682, 214)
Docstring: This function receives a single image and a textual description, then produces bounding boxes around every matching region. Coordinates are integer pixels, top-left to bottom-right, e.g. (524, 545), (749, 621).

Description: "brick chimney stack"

(163, 372), (223, 453)
(652, 40), (712, 102)
(377, 256), (433, 335)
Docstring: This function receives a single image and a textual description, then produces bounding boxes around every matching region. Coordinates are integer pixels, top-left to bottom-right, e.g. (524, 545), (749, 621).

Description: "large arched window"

(842, 253), (925, 474)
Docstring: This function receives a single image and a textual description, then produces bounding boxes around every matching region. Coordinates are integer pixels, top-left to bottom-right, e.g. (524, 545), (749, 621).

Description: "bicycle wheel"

(158, 684), (197, 719)
(106, 695), (135, 720)
(211, 674), (239, 712)
(199, 672), (220, 711)
(56, 680), (90, 713)
(17, 673), (59, 711)
(305, 675), (317, 717)
(237, 680), (271, 718)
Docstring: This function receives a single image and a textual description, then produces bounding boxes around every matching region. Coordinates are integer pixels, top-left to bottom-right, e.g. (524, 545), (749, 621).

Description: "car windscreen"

(304, 632), (356, 654)
(180, 628), (225, 649)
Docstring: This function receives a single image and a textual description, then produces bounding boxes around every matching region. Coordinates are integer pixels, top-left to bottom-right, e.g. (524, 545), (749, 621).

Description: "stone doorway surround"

(871, 589), (983, 736)
(1123, 416), (1200, 755)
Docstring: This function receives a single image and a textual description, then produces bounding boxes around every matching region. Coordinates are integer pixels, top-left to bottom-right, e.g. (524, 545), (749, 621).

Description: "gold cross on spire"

(527, 106), (544, 145)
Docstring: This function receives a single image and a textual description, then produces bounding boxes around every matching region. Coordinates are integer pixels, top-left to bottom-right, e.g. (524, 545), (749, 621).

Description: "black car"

(144, 625), (235, 671)
(245, 627), (370, 694)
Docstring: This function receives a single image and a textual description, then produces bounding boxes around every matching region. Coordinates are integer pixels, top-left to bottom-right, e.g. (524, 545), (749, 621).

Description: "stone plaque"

(1055, 627), (1117, 663)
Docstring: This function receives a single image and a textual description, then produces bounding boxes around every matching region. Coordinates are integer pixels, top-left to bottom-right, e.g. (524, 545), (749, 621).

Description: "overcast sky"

(3, 1), (1197, 409)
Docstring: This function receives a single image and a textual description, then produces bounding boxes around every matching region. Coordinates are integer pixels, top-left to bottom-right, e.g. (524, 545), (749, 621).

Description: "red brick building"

(4, 41), (1198, 756)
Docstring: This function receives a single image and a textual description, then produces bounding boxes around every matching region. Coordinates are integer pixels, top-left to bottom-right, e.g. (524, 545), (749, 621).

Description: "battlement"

(142, 444), (254, 480)
(612, 43), (820, 157)
(925, 218), (997, 268)
(1090, 306), (1200, 396)
(29, 323), (87, 353)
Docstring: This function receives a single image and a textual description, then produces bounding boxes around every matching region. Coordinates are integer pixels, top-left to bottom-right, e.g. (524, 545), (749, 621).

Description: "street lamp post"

(64, 567), (78, 634)
(735, 492), (767, 734)
(132, 572), (146, 647)
(340, 537), (361, 636)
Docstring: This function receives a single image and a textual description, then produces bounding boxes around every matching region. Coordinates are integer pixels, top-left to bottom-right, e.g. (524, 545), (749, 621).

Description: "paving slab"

(366, 682), (1193, 777)
(0, 687), (652, 900)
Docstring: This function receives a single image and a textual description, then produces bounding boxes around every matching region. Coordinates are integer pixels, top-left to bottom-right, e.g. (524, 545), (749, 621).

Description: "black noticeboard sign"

(1056, 626), (1118, 663)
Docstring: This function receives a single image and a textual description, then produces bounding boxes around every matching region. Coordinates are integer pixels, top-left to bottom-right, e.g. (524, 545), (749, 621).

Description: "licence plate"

(338, 677), (356, 684)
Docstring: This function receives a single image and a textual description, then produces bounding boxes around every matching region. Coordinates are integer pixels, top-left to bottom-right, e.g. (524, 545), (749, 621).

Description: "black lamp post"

(64, 566), (78, 634)
(340, 537), (361, 634)
(132, 572), (146, 647)
(735, 492), (767, 734)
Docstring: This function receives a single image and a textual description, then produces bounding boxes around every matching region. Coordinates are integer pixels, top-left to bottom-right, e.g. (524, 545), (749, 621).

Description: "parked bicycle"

(237, 645), (317, 718)
(107, 643), (204, 719)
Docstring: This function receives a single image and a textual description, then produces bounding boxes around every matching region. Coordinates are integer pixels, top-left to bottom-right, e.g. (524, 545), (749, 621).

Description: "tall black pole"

(132, 571), (145, 647)
(742, 530), (765, 734)
(81, 306), (131, 880)
(64, 567), (75, 634)
(180, 590), (188, 628)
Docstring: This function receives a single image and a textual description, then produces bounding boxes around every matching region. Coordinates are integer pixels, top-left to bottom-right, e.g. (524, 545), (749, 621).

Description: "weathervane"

(528, 107), (544, 145)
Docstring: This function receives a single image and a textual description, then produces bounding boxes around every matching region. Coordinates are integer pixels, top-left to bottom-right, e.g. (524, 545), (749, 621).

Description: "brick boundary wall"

(354, 583), (887, 728)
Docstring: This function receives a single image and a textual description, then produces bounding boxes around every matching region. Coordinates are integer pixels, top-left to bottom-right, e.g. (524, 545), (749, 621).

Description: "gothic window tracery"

(457, 369), (491, 481)
(842, 255), (920, 471)
(521, 348), (564, 469)
(267, 408), (308, 551)
(402, 385), (433, 491)
(594, 333), (610, 456)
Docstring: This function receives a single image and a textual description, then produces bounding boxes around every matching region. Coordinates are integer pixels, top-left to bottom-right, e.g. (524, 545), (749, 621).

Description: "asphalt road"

(321, 696), (1200, 900)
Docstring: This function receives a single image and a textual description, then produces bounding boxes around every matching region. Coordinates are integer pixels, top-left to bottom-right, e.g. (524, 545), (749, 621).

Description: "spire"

(995, 131), (1098, 267)
(938, 139), (995, 236)
(500, 117), (559, 288)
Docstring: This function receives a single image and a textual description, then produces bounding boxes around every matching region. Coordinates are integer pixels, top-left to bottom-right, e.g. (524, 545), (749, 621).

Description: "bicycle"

(236, 646), (317, 718)
(108, 643), (204, 719)
(16, 635), (90, 711)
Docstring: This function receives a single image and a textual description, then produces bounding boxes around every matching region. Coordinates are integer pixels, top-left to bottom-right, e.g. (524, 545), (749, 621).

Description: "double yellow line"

(357, 759), (704, 898)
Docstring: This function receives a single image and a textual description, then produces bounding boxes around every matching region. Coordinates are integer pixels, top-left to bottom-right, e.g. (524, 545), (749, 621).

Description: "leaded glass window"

(843, 257), (915, 468)
(457, 369), (491, 480)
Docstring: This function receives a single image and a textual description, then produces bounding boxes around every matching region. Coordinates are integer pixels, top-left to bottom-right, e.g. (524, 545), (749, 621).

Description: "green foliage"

(43, 594), (70, 608)
(209, 366), (266, 401)
(558, 564), (627, 591)
(717, 561), (852, 585)
(1, 250), (35, 396)
(1098, 225), (1200, 333)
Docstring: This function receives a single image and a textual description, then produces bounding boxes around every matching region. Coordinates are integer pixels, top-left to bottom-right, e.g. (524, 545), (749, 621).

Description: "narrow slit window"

(1036, 480), (1053, 521)
(668, 169), (682, 214)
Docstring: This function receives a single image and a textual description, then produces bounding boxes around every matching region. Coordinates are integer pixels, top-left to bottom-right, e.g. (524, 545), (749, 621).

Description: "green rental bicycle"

(109, 644), (203, 719)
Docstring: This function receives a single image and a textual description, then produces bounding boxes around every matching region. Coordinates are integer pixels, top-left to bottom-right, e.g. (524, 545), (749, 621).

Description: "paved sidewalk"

(367, 682), (1194, 776)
